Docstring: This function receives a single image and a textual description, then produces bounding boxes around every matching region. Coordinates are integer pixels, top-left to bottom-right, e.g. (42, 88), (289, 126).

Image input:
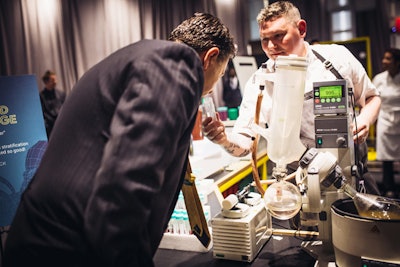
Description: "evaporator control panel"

(313, 79), (348, 115)
(313, 79), (353, 149)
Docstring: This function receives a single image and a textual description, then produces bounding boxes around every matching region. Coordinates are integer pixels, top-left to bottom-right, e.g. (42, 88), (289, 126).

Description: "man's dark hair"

(169, 13), (236, 61)
(42, 70), (56, 83)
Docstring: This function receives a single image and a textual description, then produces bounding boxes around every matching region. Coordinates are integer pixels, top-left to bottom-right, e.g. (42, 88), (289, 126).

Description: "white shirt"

(229, 42), (379, 151)
(372, 70), (400, 160)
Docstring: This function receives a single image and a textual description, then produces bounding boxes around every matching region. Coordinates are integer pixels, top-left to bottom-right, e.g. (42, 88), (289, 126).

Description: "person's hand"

(351, 116), (369, 144)
(202, 113), (228, 146)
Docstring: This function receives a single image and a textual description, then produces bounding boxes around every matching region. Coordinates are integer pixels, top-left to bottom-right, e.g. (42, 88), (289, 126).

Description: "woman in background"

(222, 62), (242, 109)
(373, 48), (400, 198)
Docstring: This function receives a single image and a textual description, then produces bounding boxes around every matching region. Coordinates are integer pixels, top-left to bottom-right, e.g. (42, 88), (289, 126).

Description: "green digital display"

(319, 85), (342, 98)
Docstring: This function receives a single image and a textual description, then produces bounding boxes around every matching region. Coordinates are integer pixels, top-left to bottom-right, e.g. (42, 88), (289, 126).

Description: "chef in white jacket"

(373, 48), (400, 198)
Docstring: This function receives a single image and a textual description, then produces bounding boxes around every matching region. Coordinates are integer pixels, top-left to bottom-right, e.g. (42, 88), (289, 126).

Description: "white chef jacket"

(229, 42), (380, 152)
(373, 70), (400, 160)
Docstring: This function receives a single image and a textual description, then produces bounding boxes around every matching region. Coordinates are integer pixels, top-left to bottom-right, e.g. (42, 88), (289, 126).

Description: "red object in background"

(192, 108), (203, 140)
(395, 17), (400, 33)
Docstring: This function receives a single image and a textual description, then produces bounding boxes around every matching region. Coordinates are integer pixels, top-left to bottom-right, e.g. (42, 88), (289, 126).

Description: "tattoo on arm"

(223, 142), (250, 157)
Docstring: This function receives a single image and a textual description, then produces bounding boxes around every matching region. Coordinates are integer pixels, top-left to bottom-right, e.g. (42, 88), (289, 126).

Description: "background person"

(4, 13), (235, 267)
(373, 48), (400, 198)
(39, 70), (66, 138)
(202, 1), (381, 193)
(222, 62), (242, 109)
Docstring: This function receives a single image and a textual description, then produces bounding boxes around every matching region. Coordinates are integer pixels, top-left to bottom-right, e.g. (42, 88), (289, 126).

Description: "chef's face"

(382, 51), (399, 73)
(259, 16), (307, 60)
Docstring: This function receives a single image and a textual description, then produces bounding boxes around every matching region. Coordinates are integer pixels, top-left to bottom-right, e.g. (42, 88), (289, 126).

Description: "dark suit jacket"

(4, 40), (203, 267)
(39, 87), (66, 137)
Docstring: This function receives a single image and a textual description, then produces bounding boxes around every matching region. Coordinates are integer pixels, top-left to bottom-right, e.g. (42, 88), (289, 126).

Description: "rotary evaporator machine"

(211, 55), (400, 266)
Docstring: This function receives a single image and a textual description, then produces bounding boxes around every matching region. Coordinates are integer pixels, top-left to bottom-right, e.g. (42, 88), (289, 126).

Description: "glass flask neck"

(342, 183), (357, 199)
(272, 165), (287, 182)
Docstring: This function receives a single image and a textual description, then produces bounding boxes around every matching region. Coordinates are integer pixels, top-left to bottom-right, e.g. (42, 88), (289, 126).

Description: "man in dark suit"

(4, 13), (236, 267)
(39, 70), (66, 138)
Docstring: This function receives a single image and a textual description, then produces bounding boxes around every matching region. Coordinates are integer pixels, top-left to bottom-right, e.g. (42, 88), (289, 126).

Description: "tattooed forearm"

(223, 142), (251, 157)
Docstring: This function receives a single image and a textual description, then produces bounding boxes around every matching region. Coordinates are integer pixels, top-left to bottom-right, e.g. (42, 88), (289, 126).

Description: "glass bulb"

(263, 180), (302, 220)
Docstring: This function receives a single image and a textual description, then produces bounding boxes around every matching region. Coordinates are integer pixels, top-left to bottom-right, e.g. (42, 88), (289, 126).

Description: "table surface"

(154, 220), (318, 267)
(162, 135), (316, 266)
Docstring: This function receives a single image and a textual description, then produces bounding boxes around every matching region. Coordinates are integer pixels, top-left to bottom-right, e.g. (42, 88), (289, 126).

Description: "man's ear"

(202, 47), (220, 70)
(298, 19), (307, 37)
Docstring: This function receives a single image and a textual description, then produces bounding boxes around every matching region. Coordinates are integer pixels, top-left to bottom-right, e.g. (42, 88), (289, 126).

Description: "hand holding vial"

(201, 95), (228, 146)
(201, 95), (216, 120)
